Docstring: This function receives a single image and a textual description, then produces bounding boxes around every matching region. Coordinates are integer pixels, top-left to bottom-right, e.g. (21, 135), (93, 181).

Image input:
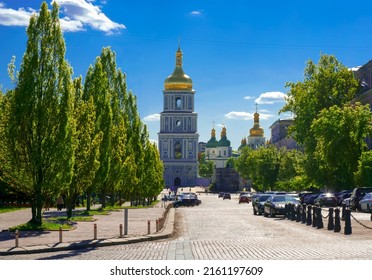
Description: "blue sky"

(1, 0), (372, 150)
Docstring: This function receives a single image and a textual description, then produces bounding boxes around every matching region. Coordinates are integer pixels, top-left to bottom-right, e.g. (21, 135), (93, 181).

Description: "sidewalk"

(0, 202), (175, 256)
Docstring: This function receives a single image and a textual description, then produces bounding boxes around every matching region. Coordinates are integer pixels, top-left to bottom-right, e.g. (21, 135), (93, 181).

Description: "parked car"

(239, 194), (250, 204)
(349, 187), (372, 211)
(304, 193), (321, 205)
(252, 194), (272, 215)
(314, 193), (338, 207)
(359, 192), (372, 213)
(337, 191), (351, 206)
(223, 193), (231, 200)
(342, 197), (351, 208)
(218, 192), (224, 198)
(263, 194), (301, 217)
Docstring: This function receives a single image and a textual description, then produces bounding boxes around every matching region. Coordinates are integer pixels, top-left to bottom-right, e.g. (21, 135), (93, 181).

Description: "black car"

(252, 194), (272, 215)
(223, 193), (231, 200)
(172, 194), (201, 208)
(303, 193), (321, 205)
(349, 187), (372, 210)
(263, 194), (300, 217)
(314, 193), (338, 207)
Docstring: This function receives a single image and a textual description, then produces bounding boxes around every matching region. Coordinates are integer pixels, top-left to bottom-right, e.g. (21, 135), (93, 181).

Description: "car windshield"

(259, 195), (271, 202)
(272, 195), (296, 203)
(362, 193), (372, 200)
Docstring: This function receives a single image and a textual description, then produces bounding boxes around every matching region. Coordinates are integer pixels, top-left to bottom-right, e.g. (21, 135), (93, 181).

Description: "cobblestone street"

(1, 193), (372, 260)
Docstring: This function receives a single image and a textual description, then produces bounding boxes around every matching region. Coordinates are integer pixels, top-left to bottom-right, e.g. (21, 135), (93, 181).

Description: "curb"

(0, 208), (175, 256)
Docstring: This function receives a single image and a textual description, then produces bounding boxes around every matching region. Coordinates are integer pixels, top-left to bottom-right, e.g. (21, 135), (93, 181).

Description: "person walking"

(56, 195), (64, 211)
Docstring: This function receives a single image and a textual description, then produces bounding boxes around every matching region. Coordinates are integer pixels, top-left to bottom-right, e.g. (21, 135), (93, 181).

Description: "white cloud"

(149, 139), (158, 147)
(225, 111), (253, 120)
(349, 66), (361, 72)
(225, 111), (273, 120)
(255, 91), (287, 104)
(0, 1), (125, 34)
(0, 3), (35, 26)
(190, 10), (202, 16)
(143, 113), (160, 122)
(54, 0), (125, 34)
(243, 96), (255, 100)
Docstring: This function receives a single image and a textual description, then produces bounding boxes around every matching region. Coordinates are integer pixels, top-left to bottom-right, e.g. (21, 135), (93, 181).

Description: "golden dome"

(249, 112), (264, 137)
(164, 47), (193, 91)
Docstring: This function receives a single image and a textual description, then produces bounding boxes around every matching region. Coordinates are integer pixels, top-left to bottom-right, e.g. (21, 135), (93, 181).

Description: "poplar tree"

(64, 77), (102, 218)
(3, 2), (74, 225)
(83, 58), (112, 210)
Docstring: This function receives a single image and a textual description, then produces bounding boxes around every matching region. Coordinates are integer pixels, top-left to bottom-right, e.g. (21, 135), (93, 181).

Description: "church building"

(205, 126), (232, 168)
(239, 108), (266, 151)
(158, 46), (199, 188)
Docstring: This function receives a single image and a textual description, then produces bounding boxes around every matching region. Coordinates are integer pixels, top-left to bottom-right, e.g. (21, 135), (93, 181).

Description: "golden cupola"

(249, 112), (264, 137)
(164, 46), (193, 91)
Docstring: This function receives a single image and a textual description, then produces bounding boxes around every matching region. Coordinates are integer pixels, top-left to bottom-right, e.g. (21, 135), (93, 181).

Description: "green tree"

(83, 56), (113, 209)
(2, 2), (74, 225)
(235, 146), (280, 192)
(198, 153), (214, 182)
(355, 150), (372, 188)
(280, 54), (359, 186)
(311, 104), (372, 190)
(276, 148), (305, 191)
(64, 77), (102, 218)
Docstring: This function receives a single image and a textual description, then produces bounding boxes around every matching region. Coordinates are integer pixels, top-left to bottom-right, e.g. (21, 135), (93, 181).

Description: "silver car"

(359, 192), (372, 212)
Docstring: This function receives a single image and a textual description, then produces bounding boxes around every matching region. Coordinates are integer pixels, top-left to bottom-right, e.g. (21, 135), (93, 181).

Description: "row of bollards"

(285, 203), (352, 235)
(13, 205), (173, 247)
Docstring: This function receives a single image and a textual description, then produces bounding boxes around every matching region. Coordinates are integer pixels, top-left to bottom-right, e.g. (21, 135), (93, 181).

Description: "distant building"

(238, 108), (266, 152)
(205, 126), (232, 168)
(198, 142), (206, 154)
(269, 118), (299, 150)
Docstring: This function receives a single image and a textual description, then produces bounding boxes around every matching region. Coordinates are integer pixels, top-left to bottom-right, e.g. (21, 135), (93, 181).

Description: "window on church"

(174, 141), (182, 159)
(176, 98), (182, 109)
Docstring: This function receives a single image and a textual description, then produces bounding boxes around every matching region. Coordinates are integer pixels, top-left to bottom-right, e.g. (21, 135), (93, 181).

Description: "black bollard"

(296, 205), (301, 222)
(312, 206), (317, 227)
(291, 204), (296, 221)
(334, 208), (341, 232)
(341, 204), (346, 221)
(316, 207), (324, 229)
(327, 208), (334, 230)
(344, 208), (352, 235)
(306, 205), (312, 226)
(287, 204), (291, 220)
(301, 204), (307, 224)
(284, 203), (289, 219)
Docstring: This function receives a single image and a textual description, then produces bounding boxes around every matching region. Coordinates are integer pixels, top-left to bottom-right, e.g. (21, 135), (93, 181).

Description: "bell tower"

(158, 46), (199, 189)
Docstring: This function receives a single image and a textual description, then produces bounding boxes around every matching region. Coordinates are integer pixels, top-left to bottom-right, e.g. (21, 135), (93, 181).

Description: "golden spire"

(221, 126), (227, 138)
(249, 104), (264, 137)
(164, 44), (193, 91)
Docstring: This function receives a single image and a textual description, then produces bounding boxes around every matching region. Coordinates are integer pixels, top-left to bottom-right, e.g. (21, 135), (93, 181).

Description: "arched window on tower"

(175, 97), (182, 109)
(174, 141), (182, 159)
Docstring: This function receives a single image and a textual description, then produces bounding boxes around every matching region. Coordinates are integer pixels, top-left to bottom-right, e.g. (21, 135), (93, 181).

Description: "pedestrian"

(56, 195), (64, 211)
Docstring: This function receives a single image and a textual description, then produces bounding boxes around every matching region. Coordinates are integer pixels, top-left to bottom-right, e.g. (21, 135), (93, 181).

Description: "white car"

(359, 192), (372, 212)
(342, 197), (351, 207)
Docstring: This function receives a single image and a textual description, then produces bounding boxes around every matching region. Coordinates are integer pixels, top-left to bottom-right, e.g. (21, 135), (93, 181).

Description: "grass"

(8, 208), (110, 231)
(0, 206), (26, 214)
(10, 220), (74, 231)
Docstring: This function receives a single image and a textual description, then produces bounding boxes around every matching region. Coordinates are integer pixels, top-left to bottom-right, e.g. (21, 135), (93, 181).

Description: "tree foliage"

(280, 54), (360, 187)
(1, 2), (74, 225)
(311, 104), (372, 190)
(0, 2), (164, 223)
